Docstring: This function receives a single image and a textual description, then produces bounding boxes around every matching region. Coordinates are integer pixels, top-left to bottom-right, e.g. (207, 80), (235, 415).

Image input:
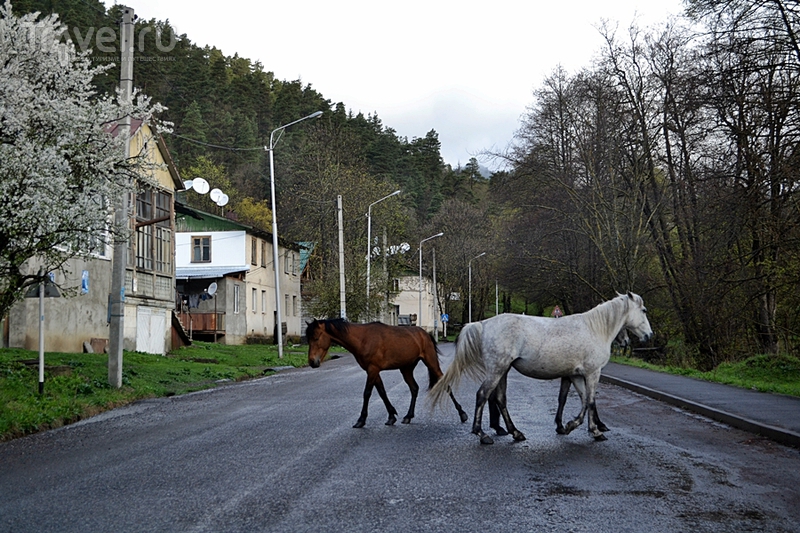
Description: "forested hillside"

(9, 0), (800, 367)
(8, 0), (489, 324)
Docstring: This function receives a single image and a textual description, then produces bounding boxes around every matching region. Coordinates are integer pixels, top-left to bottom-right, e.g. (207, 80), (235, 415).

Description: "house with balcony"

(175, 203), (304, 345)
(5, 120), (185, 354)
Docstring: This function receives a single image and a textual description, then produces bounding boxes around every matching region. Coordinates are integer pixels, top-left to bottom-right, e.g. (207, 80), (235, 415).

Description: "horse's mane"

(306, 318), (350, 340)
(584, 293), (632, 338)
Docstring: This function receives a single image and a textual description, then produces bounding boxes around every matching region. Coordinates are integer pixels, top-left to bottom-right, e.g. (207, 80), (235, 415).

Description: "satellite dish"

(207, 282), (218, 296)
(209, 188), (223, 202)
(183, 180), (193, 191)
(192, 177), (210, 194)
(216, 193), (229, 207)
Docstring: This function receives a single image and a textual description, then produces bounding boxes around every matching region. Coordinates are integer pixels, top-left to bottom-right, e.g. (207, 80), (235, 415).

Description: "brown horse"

(306, 319), (469, 428)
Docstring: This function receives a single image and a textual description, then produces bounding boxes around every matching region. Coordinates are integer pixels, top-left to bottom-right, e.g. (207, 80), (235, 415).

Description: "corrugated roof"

(176, 265), (250, 279)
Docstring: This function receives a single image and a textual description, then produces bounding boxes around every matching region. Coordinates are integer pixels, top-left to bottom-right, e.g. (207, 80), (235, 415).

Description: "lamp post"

(267, 110), (323, 358)
(469, 252), (486, 323)
(366, 189), (401, 321)
(419, 232), (443, 331)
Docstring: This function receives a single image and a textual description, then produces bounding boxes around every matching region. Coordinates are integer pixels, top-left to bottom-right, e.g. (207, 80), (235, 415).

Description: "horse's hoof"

(565, 421), (579, 434)
(512, 431), (526, 442)
(401, 417), (412, 424)
(480, 435), (494, 445)
(353, 420), (366, 428)
(459, 411), (469, 423)
(385, 416), (397, 426)
(491, 426), (509, 436)
(593, 433), (608, 442)
(598, 423), (610, 432)
(556, 426), (567, 435)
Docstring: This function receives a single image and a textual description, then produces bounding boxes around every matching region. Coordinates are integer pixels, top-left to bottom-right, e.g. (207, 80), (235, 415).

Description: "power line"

(168, 131), (265, 152)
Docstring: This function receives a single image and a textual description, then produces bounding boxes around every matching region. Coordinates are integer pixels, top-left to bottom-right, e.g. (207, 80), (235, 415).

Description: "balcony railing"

(178, 312), (225, 336)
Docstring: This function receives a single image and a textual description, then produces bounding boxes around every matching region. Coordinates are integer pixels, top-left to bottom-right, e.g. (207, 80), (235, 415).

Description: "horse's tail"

(429, 322), (486, 410)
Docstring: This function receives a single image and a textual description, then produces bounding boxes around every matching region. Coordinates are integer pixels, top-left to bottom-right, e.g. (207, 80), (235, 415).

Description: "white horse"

(430, 292), (652, 445)
(487, 326), (630, 437)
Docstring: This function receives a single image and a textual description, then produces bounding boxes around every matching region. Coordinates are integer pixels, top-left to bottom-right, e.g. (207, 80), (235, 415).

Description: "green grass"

(611, 353), (800, 397)
(0, 342), (312, 442)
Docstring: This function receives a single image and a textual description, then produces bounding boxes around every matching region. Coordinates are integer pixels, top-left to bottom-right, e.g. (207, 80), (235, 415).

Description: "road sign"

(441, 313), (449, 323)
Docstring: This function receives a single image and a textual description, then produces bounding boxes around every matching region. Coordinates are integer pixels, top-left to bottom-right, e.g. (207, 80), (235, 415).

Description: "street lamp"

(266, 110), (323, 358)
(366, 189), (401, 321)
(469, 252), (486, 323)
(419, 232), (444, 331)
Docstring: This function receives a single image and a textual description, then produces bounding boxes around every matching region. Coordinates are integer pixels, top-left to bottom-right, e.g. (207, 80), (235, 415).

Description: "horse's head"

(306, 319), (332, 368)
(622, 292), (653, 343)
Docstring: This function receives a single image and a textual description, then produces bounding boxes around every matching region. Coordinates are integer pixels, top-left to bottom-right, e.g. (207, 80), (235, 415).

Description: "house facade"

(5, 121), (184, 354)
(175, 203), (303, 345)
(387, 274), (438, 333)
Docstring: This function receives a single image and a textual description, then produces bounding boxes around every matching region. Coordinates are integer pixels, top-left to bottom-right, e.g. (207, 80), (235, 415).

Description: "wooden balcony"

(177, 312), (225, 338)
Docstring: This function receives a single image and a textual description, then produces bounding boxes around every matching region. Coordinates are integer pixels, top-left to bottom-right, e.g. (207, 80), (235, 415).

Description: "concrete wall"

(8, 256), (113, 353)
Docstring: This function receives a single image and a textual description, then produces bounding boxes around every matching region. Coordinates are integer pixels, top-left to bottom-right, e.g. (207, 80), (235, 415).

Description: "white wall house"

(175, 203), (303, 345)
(387, 275), (438, 333)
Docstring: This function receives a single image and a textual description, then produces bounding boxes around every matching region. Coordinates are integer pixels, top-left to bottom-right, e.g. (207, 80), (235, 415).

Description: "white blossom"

(0, 1), (166, 316)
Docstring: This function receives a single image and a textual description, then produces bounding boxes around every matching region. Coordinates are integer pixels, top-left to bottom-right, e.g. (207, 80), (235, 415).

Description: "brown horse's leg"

(555, 377), (571, 435)
(488, 393), (505, 435)
(354, 370), (397, 428)
(372, 373), (398, 426)
(354, 379), (374, 428)
(491, 374), (525, 442)
(399, 365), (419, 424)
(472, 384), (494, 445)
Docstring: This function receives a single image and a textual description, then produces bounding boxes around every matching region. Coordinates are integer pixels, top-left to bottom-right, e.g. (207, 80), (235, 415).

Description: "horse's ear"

(626, 291), (633, 299)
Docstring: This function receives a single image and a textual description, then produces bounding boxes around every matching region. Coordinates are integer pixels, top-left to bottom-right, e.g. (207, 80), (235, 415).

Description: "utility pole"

(432, 248), (438, 340)
(108, 6), (134, 388)
(337, 195), (347, 320)
(382, 227), (388, 324)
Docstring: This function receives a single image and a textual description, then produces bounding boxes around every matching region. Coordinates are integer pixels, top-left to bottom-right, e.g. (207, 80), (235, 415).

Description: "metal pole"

(108, 6), (134, 388)
(38, 276), (44, 395)
(468, 261), (472, 323)
(432, 248), (438, 340)
(268, 143), (282, 357)
(267, 111), (323, 358)
(418, 232), (443, 331)
(337, 195), (347, 320)
(382, 227), (388, 324)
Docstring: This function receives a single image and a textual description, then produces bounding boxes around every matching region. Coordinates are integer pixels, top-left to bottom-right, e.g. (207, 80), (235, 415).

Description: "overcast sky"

(109, 0), (686, 171)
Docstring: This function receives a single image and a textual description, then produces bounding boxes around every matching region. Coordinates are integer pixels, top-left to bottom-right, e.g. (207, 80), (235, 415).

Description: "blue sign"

(441, 313), (449, 323)
(81, 270), (89, 294)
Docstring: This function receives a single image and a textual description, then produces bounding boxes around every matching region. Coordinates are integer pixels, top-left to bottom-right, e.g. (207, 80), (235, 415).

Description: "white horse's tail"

(429, 322), (486, 410)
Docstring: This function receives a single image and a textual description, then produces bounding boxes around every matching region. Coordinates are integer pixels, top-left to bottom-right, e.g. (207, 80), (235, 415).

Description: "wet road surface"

(1, 344), (799, 532)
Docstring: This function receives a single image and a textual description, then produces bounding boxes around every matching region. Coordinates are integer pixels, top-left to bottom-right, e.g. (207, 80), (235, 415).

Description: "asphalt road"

(1, 344), (799, 533)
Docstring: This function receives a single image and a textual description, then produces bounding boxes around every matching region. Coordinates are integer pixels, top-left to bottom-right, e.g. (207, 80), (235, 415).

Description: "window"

(251, 237), (257, 266)
(292, 295), (298, 317)
(252, 288), (257, 313)
(284, 294), (289, 317)
(261, 240), (267, 267)
(192, 236), (211, 263)
(233, 284), (240, 314)
(284, 251), (296, 275)
(136, 188), (173, 273)
(261, 290), (267, 313)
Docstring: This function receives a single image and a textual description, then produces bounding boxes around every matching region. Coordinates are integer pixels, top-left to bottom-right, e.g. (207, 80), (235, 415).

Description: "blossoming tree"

(0, 1), (164, 320)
